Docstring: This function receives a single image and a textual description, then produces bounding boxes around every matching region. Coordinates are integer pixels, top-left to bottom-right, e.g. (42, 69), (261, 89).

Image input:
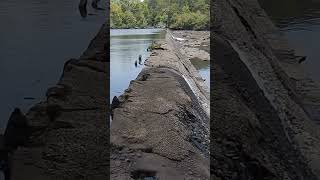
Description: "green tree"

(110, 2), (124, 28)
(110, 0), (209, 30)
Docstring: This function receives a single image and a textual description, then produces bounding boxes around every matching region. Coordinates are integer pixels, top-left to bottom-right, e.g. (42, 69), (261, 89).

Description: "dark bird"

(135, 60), (138, 67)
(79, 0), (88, 18)
(298, 56), (307, 64)
(138, 55), (142, 64)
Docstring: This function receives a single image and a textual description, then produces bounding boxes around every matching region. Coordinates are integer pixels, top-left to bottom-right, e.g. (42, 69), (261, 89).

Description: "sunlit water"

(0, 0), (107, 131)
(259, 0), (320, 83)
(110, 29), (165, 102)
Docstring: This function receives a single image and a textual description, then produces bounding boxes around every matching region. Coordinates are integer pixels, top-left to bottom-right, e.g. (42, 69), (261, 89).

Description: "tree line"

(110, 0), (209, 30)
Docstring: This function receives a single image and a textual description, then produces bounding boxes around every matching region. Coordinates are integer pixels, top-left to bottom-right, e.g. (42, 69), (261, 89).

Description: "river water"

(0, 0), (107, 131)
(190, 58), (210, 88)
(110, 29), (165, 102)
(259, 0), (320, 83)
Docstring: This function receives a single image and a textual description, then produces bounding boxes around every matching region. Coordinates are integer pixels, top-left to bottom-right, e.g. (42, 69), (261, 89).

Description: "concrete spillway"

(212, 0), (320, 179)
(110, 30), (210, 179)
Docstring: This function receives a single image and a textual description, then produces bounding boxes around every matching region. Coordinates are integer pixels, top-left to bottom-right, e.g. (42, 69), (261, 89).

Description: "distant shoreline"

(110, 27), (210, 31)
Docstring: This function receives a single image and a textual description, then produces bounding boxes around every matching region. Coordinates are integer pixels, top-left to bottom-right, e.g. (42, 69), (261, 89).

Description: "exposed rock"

(172, 31), (210, 61)
(138, 73), (150, 81)
(46, 84), (70, 101)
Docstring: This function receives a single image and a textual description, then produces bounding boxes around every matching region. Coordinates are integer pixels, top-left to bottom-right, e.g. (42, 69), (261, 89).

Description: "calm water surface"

(190, 58), (210, 88)
(0, 0), (106, 130)
(259, 0), (320, 83)
(110, 29), (165, 102)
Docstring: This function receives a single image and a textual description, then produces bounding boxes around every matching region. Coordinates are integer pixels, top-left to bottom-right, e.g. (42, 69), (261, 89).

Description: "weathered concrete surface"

(212, 37), (317, 180)
(213, 0), (320, 179)
(110, 31), (210, 179)
(9, 22), (109, 179)
(148, 31), (210, 115)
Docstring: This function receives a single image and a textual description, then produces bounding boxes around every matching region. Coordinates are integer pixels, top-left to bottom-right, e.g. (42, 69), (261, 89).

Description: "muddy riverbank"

(213, 0), (320, 179)
(110, 31), (210, 179)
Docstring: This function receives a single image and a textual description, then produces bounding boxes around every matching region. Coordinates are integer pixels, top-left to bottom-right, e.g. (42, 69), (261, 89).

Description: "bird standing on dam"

(134, 60), (138, 67)
(138, 55), (142, 65)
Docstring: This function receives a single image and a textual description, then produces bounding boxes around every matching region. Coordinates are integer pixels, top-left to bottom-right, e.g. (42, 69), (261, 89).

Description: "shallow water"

(0, 0), (107, 130)
(190, 58), (210, 88)
(259, 0), (320, 83)
(110, 29), (165, 102)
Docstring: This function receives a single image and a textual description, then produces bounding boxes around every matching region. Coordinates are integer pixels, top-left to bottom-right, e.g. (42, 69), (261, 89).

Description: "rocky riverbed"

(172, 31), (210, 61)
(212, 0), (320, 179)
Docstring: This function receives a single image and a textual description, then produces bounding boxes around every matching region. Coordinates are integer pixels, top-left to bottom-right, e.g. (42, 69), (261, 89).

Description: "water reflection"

(259, 0), (320, 83)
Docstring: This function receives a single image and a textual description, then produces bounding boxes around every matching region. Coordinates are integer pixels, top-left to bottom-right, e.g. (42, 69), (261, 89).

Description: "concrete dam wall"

(212, 0), (320, 179)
